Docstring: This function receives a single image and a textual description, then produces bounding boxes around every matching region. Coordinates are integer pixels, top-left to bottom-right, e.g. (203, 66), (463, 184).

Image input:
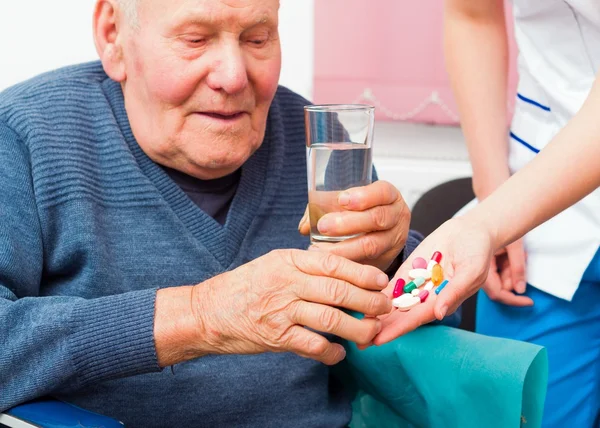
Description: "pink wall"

(313, 0), (518, 124)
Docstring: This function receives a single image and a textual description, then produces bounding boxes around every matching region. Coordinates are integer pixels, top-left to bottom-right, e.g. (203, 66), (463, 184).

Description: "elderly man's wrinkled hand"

(298, 181), (410, 271)
(190, 249), (392, 365)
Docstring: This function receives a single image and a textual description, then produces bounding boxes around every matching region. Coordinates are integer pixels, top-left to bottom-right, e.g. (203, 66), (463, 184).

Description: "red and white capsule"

(427, 251), (443, 272)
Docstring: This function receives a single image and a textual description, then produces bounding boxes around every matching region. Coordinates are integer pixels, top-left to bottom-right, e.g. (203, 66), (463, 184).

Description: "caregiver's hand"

(373, 216), (497, 345)
(485, 241), (533, 307)
(298, 181), (410, 271)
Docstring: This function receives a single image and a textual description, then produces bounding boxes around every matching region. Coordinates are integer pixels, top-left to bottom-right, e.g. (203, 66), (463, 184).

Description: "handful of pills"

(392, 251), (447, 311)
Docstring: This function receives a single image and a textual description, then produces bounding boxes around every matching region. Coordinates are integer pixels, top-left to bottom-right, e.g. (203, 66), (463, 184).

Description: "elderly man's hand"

(184, 249), (391, 366)
(298, 181), (410, 271)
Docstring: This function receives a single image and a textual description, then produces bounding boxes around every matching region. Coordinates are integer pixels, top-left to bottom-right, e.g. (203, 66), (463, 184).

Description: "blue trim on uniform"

(517, 93), (551, 112)
(510, 131), (540, 154)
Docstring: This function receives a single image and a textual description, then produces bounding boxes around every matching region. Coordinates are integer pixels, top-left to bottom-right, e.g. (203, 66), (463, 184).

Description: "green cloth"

(334, 325), (548, 428)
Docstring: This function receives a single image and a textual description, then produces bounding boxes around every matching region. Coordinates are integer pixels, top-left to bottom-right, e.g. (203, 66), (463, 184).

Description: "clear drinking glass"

(304, 104), (375, 243)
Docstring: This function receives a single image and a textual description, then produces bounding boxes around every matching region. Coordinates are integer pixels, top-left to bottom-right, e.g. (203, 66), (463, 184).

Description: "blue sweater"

(0, 62), (422, 427)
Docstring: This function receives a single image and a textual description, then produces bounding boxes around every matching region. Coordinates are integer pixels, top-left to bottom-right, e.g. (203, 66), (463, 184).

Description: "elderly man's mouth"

(196, 111), (247, 122)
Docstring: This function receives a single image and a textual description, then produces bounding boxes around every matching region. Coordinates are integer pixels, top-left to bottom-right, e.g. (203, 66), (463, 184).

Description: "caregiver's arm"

(374, 72), (600, 343)
(445, 0), (530, 301)
(445, 0), (510, 197)
(469, 74), (600, 252)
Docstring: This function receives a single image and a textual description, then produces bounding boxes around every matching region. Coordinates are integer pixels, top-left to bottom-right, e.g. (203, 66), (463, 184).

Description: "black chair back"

(409, 177), (477, 332)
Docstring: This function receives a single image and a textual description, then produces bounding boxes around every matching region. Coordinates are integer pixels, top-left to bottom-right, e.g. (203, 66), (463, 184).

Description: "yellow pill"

(431, 264), (444, 286)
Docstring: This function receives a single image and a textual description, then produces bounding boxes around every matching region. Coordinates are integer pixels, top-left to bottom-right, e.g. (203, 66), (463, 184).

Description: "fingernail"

(338, 192), (351, 206)
(317, 219), (331, 234)
(517, 281), (526, 293)
(439, 305), (448, 319)
(298, 212), (308, 230)
(377, 273), (389, 288)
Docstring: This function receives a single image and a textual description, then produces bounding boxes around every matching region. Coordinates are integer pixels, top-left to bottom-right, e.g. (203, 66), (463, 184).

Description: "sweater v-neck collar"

(101, 78), (278, 268)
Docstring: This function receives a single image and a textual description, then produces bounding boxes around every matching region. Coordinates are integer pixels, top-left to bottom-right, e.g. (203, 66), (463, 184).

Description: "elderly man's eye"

(183, 37), (207, 46)
(248, 39), (268, 47)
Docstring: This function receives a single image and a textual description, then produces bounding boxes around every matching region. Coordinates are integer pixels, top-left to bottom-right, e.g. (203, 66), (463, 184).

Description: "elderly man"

(0, 0), (421, 426)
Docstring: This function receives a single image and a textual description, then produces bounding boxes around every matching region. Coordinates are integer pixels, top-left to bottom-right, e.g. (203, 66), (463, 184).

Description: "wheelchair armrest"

(0, 397), (123, 428)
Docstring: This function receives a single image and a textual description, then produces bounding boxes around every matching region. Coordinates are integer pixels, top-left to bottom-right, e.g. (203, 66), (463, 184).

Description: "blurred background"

(0, 0), (517, 208)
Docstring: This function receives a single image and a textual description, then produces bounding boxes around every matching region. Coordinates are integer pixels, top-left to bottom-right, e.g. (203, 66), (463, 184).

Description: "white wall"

(0, 1), (97, 91)
(278, 0), (314, 100)
(0, 0), (314, 99)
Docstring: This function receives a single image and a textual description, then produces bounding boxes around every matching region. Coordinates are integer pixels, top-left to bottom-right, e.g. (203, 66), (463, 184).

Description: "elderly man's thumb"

(298, 206), (310, 235)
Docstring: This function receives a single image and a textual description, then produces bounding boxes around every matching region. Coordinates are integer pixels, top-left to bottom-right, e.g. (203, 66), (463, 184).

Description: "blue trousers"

(476, 249), (600, 428)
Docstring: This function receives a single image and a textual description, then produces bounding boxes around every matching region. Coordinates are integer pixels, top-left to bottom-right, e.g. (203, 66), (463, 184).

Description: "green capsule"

(403, 281), (417, 294)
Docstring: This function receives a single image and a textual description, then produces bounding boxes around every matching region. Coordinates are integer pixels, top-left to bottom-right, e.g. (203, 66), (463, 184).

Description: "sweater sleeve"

(0, 122), (161, 412)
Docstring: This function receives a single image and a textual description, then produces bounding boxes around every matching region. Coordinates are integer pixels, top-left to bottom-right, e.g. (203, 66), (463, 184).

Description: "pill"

(427, 251), (443, 272)
(424, 281), (434, 291)
(431, 264), (444, 286)
(411, 288), (420, 296)
(392, 278), (406, 298)
(412, 257), (428, 269)
(413, 277), (426, 287)
(435, 280), (449, 295)
(408, 269), (431, 280)
(418, 290), (429, 302)
(403, 281), (417, 294)
(392, 293), (415, 307)
(403, 277), (425, 293)
(392, 294), (421, 311)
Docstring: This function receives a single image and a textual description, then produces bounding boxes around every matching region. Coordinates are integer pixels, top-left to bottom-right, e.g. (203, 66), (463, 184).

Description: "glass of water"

(304, 104), (375, 243)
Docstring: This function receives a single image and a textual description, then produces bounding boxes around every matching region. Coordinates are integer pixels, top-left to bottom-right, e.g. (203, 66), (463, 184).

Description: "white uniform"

(461, 0), (600, 301)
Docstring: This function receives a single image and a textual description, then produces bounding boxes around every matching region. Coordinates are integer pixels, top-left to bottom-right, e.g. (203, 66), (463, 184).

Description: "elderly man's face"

(119, 0), (281, 179)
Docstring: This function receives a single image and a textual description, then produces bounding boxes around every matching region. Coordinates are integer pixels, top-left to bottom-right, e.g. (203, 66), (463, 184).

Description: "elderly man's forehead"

(140, 0), (280, 27)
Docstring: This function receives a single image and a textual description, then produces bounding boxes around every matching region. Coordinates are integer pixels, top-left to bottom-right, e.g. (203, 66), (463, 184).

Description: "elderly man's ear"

(93, 0), (127, 83)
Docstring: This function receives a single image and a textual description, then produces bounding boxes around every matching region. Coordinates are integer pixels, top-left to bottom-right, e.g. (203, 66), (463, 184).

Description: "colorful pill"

(431, 264), (444, 286)
(408, 269), (431, 280)
(413, 277), (426, 287)
(424, 281), (434, 291)
(403, 281), (417, 294)
(392, 294), (421, 311)
(392, 293), (415, 306)
(435, 279), (449, 295)
(427, 251), (443, 272)
(412, 257), (428, 269)
(411, 288), (421, 296)
(404, 276), (425, 293)
(418, 290), (429, 302)
(392, 278), (406, 298)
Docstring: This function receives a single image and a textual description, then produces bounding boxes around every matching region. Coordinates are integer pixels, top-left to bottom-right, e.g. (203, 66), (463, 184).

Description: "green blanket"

(333, 325), (547, 428)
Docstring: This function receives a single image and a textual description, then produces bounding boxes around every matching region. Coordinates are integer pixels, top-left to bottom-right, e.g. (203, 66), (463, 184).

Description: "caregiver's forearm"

(444, 0), (510, 198)
(467, 73), (600, 249)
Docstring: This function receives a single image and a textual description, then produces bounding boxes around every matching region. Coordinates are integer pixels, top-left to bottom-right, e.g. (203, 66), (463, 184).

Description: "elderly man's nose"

(207, 52), (249, 94)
